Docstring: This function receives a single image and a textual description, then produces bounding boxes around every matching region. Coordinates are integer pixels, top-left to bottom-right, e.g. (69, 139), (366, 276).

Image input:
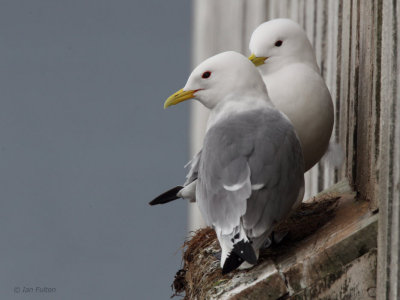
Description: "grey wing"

(197, 116), (255, 235)
(184, 150), (202, 186)
(177, 150), (202, 202)
(197, 109), (304, 238)
(243, 117), (305, 240)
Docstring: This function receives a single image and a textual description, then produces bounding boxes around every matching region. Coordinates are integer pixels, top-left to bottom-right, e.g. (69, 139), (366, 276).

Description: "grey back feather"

(196, 107), (304, 238)
(184, 150), (202, 186)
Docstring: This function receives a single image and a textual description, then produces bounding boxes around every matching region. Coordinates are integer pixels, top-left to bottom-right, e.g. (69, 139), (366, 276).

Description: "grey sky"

(0, 1), (191, 299)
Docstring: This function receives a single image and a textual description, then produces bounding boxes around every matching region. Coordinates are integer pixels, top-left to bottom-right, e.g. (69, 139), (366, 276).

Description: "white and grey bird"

(158, 51), (304, 274)
(249, 18), (334, 171)
(150, 19), (335, 208)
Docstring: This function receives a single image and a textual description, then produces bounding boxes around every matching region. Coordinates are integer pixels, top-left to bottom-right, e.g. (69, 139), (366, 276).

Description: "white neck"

(260, 55), (319, 75)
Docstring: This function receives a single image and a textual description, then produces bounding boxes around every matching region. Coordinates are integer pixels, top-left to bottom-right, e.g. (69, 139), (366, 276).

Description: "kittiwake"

(249, 18), (335, 171)
(161, 51), (305, 274)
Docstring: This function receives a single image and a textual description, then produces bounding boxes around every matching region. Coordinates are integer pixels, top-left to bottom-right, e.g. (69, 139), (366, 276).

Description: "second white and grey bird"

(249, 18), (334, 171)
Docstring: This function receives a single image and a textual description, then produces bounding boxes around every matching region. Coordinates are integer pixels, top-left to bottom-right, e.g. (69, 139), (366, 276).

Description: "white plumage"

(249, 18), (334, 171)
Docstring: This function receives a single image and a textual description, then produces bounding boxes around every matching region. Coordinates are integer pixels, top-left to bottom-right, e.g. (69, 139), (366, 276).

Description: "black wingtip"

(221, 240), (257, 274)
(149, 186), (184, 206)
(222, 252), (244, 275)
(233, 240), (257, 265)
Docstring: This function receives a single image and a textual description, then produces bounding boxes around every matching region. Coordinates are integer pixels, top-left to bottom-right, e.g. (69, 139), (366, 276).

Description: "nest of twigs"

(171, 194), (340, 299)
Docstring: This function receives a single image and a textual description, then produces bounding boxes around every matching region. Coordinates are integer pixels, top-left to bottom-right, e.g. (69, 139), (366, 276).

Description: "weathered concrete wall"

(189, 0), (399, 298)
(376, 1), (400, 299)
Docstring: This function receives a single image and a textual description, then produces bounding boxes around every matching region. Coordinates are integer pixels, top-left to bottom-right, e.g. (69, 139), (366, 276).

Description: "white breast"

(263, 63), (334, 171)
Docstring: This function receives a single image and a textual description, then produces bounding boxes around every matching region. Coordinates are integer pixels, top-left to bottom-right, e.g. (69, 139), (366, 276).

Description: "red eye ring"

(202, 71), (211, 79)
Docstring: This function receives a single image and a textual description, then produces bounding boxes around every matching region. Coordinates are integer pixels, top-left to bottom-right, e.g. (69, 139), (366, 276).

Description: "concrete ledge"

(172, 181), (377, 299)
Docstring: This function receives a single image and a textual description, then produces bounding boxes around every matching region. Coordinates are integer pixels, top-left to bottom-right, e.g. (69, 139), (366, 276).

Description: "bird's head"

(164, 51), (267, 110)
(248, 19), (317, 73)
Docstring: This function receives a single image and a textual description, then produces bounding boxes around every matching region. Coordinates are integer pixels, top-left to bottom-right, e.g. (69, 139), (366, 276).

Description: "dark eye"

(202, 71), (211, 79)
(275, 40), (283, 47)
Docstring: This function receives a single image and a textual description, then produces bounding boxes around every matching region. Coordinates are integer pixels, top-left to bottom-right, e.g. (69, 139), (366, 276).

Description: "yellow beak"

(249, 53), (268, 67)
(164, 89), (197, 109)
